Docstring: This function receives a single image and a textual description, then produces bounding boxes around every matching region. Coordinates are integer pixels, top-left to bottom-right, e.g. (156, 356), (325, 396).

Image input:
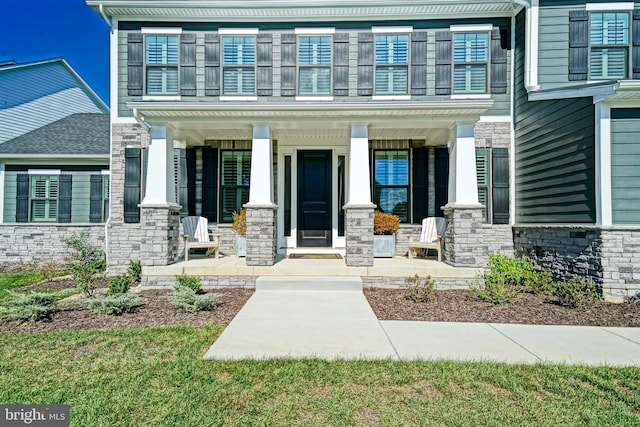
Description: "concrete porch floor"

(141, 254), (483, 288)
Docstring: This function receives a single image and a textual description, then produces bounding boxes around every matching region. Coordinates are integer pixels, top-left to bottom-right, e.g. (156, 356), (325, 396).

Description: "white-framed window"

(375, 34), (409, 94)
(220, 150), (251, 222)
(145, 35), (179, 95)
(30, 175), (58, 222)
(222, 36), (256, 95)
(590, 12), (630, 79)
(453, 32), (489, 93)
(298, 35), (332, 95)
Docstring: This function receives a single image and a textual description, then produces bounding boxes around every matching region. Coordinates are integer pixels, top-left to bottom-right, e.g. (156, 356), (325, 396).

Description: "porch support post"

(442, 122), (485, 267)
(140, 125), (181, 266)
(344, 124), (375, 267)
(245, 124), (277, 266)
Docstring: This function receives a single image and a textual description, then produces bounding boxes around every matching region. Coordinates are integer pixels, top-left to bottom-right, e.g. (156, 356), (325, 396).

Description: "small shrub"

(471, 274), (522, 306)
(0, 291), (57, 322)
(175, 272), (202, 293)
(554, 278), (599, 308)
(232, 208), (247, 236)
(405, 274), (436, 302)
(38, 260), (64, 282)
(65, 232), (106, 297)
(373, 211), (401, 235)
(85, 293), (141, 315)
(127, 260), (142, 284)
(523, 270), (555, 295)
(168, 285), (221, 313)
(486, 252), (535, 288)
(107, 274), (132, 296)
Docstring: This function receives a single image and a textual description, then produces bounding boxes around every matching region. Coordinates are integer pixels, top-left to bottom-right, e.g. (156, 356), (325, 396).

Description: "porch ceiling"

(129, 100), (492, 145)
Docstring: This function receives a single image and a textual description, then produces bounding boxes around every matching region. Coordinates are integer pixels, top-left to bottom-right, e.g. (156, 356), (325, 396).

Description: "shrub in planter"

(232, 208), (247, 236)
(107, 274), (132, 296)
(405, 274), (436, 302)
(85, 293), (142, 315)
(554, 278), (599, 308)
(0, 291), (58, 322)
(373, 211), (400, 235)
(168, 285), (221, 313)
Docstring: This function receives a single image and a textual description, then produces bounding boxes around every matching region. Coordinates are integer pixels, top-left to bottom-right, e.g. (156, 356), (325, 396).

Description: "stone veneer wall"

(443, 205), (514, 267)
(140, 206), (181, 267)
(245, 206), (277, 266)
(345, 205), (374, 266)
(514, 226), (640, 300)
(0, 225), (104, 264)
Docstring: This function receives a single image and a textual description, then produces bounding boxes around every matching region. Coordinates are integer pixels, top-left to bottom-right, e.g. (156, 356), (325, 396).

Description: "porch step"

(256, 276), (362, 292)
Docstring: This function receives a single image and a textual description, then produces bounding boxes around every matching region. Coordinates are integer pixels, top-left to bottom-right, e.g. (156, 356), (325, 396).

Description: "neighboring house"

(0, 58), (110, 263)
(88, 0), (640, 299)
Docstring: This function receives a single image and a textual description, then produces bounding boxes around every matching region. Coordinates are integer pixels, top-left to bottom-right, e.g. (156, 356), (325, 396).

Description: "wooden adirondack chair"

(182, 216), (220, 261)
(408, 217), (446, 262)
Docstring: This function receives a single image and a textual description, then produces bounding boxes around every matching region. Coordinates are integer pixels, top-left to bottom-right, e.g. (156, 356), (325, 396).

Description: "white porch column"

(447, 123), (480, 206)
(140, 125), (177, 206)
(595, 102), (612, 226)
(346, 123), (374, 206)
(247, 124), (274, 206)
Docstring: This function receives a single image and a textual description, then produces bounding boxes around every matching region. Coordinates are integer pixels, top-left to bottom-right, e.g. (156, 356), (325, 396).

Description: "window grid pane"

(375, 35), (409, 64)
(299, 67), (331, 94)
(30, 176), (58, 222)
(222, 36), (256, 95)
(454, 65), (487, 93)
(221, 151), (251, 223)
(375, 34), (409, 95)
(375, 67), (408, 94)
(223, 68), (256, 95)
(591, 48), (628, 79)
(222, 36), (256, 65)
(298, 36), (332, 65)
(590, 12), (629, 45)
(147, 67), (179, 95)
(145, 36), (179, 65)
(453, 33), (488, 63)
(374, 150), (409, 222)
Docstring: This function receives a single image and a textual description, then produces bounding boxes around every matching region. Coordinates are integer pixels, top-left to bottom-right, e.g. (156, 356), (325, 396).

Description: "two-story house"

(89, 0), (640, 300)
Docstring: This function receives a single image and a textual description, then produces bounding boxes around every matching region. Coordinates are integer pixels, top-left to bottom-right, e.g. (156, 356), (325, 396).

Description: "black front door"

(297, 150), (332, 247)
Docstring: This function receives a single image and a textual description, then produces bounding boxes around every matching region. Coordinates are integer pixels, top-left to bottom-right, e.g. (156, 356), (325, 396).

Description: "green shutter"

(57, 175), (72, 223)
(490, 28), (508, 94)
(89, 175), (104, 223)
(16, 174), (29, 223)
(569, 10), (589, 81)
(633, 10), (640, 79)
(127, 33), (144, 96)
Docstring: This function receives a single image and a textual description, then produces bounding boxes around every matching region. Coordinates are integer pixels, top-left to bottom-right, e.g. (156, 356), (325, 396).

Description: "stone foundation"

(344, 205), (375, 266)
(514, 226), (640, 300)
(140, 205), (181, 267)
(0, 224), (104, 264)
(245, 205), (277, 266)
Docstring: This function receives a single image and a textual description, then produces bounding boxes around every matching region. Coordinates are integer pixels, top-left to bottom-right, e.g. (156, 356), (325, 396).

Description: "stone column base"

(245, 204), (277, 266)
(344, 204), (375, 267)
(140, 204), (181, 266)
(442, 203), (485, 267)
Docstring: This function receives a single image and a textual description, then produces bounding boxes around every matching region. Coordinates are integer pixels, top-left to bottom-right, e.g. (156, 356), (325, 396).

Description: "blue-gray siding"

(611, 109), (640, 224)
(514, 10), (596, 224)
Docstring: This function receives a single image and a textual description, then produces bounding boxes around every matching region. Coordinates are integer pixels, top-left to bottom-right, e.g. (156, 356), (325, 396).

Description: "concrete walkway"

(204, 276), (640, 366)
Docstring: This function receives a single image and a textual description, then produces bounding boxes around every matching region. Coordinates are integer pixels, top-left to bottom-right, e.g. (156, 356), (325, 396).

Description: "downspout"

(512, 0), (540, 92)
(98, 4), (113, 33)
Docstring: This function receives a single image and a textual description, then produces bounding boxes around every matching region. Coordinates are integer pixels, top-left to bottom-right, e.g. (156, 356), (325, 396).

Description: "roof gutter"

(0, 154), (110, 160)
(98, 3), (113, 32)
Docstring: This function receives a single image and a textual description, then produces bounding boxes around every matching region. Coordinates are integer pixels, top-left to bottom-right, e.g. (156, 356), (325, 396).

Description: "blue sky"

(1, 0), (110, 105)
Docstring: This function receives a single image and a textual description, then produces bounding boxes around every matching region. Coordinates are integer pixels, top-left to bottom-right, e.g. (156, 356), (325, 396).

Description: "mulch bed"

(364, 288), (640, 327)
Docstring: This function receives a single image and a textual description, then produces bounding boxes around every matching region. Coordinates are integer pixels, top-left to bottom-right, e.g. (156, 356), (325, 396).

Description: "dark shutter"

(124, 148), (141, 223)
(204, 33), (220, 96)
(57, 175), (72, 223)
(357, 32), (374, 96)
(202, 147), (218, 222)
(569, 10), (589, 81)
(434, 147), (449, 217)
(16, 174), (29, 223)
(281, 33), (297, 97)
(492, 148), (509, 224)
(257, 33), (273, 96)
(490, 28), (508, 94)
(186, 148), (197, 216)
(180, 33), (197, 96)
(89, 175), (104, 223)
(334, 32), (350, 96)
(127, 33), (144, 96)
(412, 147), (429, 223)
(411, 32), (428, 96)
(435, 31), (452, 95)
(633, 10), (640, 79)
(179, 149), (188, 218)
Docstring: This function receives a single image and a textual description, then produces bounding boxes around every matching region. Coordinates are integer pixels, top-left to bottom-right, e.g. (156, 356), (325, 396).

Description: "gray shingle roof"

(0, 113), (109, 156)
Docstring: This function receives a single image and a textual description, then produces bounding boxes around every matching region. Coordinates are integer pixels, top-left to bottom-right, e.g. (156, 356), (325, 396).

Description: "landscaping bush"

(175, 272), (202, 293)
(0, 291), (58, 321)
(405, 274), (436, 302)
(65, 232), (106, 297)
(523, 270), (555, 295)
(107, 274), (132, 296)
(486, 252), (535, 288)
(168, 286), (221, 313)
(471, 274), (522, 306)
(85, 293), (142, 316)
(38, 260), (64, 282)
(127, 260), (142, 284)
(554, 278), (599, 308)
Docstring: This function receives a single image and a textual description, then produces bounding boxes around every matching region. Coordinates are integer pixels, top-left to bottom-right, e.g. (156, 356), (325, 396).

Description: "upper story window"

(375, 34), (409, 94)
(453, 32), (489, 93)
(590, 12), (630, 79)
(222, 36), (256, 95)
(145, 35), (179, 95)
(298, 36), (332, 95)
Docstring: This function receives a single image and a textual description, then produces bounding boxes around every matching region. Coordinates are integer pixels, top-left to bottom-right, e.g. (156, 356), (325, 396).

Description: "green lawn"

(0, 272), (44, 302)
(1, 326), (639, 426)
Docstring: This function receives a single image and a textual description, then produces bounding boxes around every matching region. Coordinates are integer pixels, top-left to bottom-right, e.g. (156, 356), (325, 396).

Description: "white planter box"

(235, 235), (247, 257)
(373, 234), (395, 258)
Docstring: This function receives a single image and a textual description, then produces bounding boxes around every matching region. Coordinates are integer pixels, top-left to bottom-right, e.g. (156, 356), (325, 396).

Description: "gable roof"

(0, 113), (109, 157)
(0, 58), (108, 144)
